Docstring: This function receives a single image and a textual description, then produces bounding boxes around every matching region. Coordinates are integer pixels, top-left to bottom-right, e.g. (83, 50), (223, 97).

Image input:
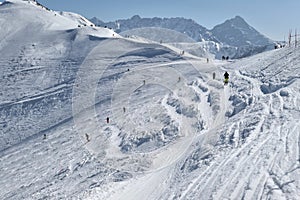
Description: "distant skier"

(106, 117), (110, 123)
(224, 71), (229, 85)
(85, 133), (90, 142)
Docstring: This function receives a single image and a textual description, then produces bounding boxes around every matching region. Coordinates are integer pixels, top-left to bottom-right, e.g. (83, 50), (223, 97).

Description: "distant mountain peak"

(224, 15), (250, 29)
(233, 15), (245, 21)
(131, 15), (141, 20)
(211, 15), (272, 47)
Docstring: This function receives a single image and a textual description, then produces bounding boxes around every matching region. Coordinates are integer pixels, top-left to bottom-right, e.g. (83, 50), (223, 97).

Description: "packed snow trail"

(159, 46), (300, 200)
(79, 50), (232, 200)
(84, 45), (300, 200)
(0, 30), (217, 199)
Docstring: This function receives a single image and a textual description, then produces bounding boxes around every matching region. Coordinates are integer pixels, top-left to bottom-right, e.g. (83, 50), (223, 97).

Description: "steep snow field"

(1, 1), (300, 200)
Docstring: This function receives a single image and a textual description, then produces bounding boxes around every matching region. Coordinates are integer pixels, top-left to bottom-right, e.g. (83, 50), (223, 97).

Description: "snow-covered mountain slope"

(72, 43), (299, 200)
(0, 0), (117, 151)
(1, 1), (300, 199)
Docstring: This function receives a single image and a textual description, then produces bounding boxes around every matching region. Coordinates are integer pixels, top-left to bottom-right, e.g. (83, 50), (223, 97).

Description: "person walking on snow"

(224, 71), (229, 85)
(85, 133), (90, 142)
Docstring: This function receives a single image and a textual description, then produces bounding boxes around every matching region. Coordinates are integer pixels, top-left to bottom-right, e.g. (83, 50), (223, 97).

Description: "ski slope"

(1, 1), (300, 199)
(77, 44), (300, 200)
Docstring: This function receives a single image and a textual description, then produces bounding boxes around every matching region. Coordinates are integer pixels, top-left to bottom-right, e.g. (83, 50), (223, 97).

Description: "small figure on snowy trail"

(224, 71), (229, 85)
(106, 117), (110, 123)
(213, 72), (216, 80)
(123, 107), (126, 113)
(85, 133), (90, 142)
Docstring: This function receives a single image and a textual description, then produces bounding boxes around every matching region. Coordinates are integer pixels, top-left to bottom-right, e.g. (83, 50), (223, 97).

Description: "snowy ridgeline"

(1, 1), (300, 200)
(92, 15), (276, 59)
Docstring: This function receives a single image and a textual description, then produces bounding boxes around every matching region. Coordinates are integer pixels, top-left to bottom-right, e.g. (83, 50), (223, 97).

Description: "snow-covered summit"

(0, 0), (116, 34)
(0, 0), (77, 30)
(211, 15), (273, 47)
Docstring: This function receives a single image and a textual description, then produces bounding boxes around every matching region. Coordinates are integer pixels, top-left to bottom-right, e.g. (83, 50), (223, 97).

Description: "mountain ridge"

(90, 14), (273, 44)
(90, 15), (275, 59)
(92, 14), (217, 43)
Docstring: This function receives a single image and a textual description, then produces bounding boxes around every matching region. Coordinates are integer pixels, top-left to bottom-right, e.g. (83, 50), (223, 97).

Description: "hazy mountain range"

(90, 15), (275, 58)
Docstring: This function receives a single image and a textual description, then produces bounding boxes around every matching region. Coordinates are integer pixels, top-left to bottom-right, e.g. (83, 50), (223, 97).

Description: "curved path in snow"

(178, 64), (300, 200)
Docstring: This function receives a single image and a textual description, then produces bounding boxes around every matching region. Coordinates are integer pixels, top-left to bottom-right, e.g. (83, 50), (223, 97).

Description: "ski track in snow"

(174, 54), (300, 200)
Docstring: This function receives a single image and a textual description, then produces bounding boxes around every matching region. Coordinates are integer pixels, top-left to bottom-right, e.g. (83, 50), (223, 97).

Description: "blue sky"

(38, 0), (300, 41)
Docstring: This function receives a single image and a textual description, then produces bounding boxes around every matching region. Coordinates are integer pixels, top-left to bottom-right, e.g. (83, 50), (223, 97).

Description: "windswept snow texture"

(1, 1), (300, 200)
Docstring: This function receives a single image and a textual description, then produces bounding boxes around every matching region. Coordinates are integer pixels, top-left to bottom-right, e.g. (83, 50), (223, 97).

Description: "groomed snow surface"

(1, 1), (300, 200)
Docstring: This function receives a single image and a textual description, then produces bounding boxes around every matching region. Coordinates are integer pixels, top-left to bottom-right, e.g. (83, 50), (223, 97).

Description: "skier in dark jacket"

(224, 71), (229, 85)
